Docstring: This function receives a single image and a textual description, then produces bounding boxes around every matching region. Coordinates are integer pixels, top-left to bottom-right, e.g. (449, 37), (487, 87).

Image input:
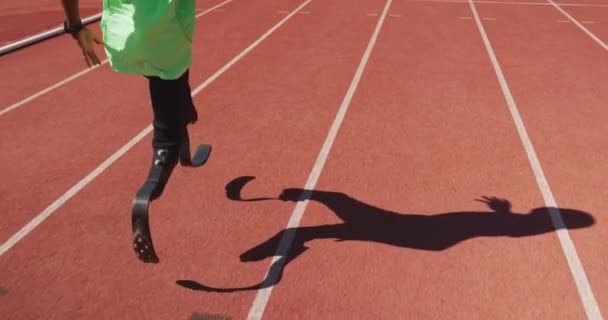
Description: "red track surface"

(0, 0), (606, 319)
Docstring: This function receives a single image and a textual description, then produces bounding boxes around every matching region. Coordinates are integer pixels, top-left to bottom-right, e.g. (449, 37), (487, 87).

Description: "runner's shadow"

(177, 176), (595, 293)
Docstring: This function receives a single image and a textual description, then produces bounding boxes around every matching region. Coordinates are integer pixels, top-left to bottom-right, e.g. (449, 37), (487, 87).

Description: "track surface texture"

(0, 0), (606, 319)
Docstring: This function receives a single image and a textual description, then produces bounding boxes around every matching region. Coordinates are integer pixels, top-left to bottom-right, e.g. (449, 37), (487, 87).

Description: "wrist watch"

(63, 20), (84, 39)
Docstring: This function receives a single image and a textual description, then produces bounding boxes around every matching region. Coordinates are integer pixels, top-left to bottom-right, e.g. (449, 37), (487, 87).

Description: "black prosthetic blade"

(130, 126), (211, 263)
(132, 182), (160, 263)
(178, 130), (212, 167)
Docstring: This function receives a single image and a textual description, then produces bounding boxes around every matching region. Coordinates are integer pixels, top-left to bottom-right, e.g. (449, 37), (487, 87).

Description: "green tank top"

(100, 0), (195, 80)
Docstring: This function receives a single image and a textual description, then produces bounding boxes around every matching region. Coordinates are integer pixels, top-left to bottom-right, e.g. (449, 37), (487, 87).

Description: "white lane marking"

(547, 0), (608, 52)
(414, 0), (608, 8)
(192, 0), (314, 97)
(467, 1), (603, 319)
(0, 127), (151, 257)
(245, 0), (393, 319)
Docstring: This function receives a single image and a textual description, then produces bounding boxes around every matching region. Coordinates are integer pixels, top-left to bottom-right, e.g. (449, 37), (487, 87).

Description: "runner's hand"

(75, 27), (103, 67)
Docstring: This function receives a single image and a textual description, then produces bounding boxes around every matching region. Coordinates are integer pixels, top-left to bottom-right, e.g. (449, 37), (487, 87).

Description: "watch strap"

(64, 20), (84, 39)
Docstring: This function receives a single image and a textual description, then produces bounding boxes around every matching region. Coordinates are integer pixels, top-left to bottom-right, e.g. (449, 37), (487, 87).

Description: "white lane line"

(0, 127), (151, 257)
(0, 0), (236, 117)
(467, 1), (603, 319)
(245, 0), (393, 319)
(195, 0), (234, 18)
(547, 0), (608, 52)
(192, 0), (313, 96)
(414, 0), (608, 8)
(0, 0), (313, 257)
(0, 62), (105, 117)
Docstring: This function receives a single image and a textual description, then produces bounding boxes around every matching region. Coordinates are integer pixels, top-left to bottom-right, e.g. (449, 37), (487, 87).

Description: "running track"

(0, 0), (607, 319)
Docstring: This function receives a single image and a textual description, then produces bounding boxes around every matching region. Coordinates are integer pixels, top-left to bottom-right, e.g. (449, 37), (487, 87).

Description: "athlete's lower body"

(144, 69), (198, 190)
(131, 69), (202, 263)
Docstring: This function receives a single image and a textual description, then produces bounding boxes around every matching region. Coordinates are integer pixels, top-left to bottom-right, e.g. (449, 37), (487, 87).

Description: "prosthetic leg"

(131, 71), (212, 263)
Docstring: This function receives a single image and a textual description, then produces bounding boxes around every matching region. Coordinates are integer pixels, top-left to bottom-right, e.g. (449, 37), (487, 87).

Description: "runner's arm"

(60, 0), (104, 67)
(61, 0), (81, 25)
